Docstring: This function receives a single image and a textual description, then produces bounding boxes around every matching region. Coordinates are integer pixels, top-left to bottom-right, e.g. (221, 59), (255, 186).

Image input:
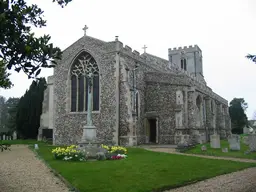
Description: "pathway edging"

(145, 147), (256, 163)
(28, 145), (79, 192)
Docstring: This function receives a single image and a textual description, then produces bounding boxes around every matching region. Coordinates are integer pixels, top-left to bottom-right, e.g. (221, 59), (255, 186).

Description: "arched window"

(211, 100), (214, 113)
(181, 58), (187, 71)
(70, 51), (99, 112)
(196, 95), (202, 109)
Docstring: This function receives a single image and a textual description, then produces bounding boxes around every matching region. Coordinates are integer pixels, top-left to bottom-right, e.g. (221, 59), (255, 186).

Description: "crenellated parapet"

(168, 45), (201, 54)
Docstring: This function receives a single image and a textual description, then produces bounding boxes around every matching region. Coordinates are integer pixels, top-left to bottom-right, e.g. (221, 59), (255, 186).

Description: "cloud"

(1, 0), (255, 118)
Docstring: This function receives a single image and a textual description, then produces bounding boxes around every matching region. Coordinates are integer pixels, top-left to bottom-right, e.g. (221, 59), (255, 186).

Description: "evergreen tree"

(5, 98), (20, 133)
(0, 96), (7, 133)
(229, 98), (248, 134)
(16, 78), (46, 139)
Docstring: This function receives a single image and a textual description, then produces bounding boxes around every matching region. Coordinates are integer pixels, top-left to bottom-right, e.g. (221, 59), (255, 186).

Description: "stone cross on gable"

(83, 25), (88, 36)
(142, 45), (147, 53)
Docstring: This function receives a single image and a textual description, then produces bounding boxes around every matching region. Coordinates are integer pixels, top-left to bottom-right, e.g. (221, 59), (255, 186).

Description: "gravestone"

(248, 134), (256, 152)
(145, 136), (149, 143)
(243, 126), (249, 134)
(194, 134), (200, 144)
(34, 144), (39, 150)
(201, 145), (207, 151)
(210, 134), (220, 148)
(3, 135), (5, 140)
(199, 134), (207, 144)
(13, 131), (17, 140)
(243, 136), (249, 145)
(228, 134), (240, 151)
(222, 148), (228, 153)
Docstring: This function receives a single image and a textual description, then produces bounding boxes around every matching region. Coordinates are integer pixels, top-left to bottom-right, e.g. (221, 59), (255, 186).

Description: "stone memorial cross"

(75, 53), (99, 144)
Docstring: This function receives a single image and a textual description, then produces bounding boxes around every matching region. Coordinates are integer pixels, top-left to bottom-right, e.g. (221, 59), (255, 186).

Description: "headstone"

(146, 136), (149, 143)
(6, 136), (9, 140)
(13, 131), (17, 140)
(228, 134), (240, 151)
(249, 127), (254, 134)
(222, 148), (228, 153)
(243, 136), (249, 145)
(201, 145), (207, 151)
(34, 144), (39, 150)
(199, 134), (207, 144)
(248, 134), (256, 152)
(243, 126), (249, 134)
(3, 135), (5, 140)
(210, 134), (220, 148)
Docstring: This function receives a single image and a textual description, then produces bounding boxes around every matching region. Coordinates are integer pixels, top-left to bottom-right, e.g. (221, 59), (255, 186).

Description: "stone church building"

(38, 27), (231, 146)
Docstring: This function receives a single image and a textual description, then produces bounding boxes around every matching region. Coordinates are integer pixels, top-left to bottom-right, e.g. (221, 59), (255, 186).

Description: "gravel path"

(0, 145), (69, 192)
(1, 145), (256, 192)
(145, 148), (256, 192)
(166, 167), (256, 192)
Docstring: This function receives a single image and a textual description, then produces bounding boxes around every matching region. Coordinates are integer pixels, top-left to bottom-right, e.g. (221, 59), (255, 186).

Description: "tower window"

(181, 58), (187, 70)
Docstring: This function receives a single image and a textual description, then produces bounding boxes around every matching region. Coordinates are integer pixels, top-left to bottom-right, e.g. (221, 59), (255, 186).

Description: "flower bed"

(52, 145), (86, 161)
(52, 144), (128, 161)
(101, 144), (128, 160)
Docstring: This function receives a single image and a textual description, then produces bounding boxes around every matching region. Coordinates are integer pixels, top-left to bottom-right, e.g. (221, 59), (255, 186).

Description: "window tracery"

(70, 52), (99, 112)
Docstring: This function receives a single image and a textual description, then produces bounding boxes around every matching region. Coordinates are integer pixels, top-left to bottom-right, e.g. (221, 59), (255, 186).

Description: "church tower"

(168, 45), (204, 82)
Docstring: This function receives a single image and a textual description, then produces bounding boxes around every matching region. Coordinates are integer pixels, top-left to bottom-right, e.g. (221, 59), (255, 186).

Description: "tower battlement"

(168, 44), (204, 81)
(168, 45), (201, 54)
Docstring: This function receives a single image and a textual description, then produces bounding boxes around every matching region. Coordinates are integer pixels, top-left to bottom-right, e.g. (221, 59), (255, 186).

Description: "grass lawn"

(185, 140), (256, 160)
(0, 139), (46, 145)
(35, 145), (256, 192)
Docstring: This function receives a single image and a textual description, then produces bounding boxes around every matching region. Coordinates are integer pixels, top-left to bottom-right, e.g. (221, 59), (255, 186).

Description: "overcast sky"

(0, 0), (256, 119)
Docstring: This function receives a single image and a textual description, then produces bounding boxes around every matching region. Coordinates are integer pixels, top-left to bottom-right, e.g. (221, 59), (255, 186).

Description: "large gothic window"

(70, 51), (99, 112)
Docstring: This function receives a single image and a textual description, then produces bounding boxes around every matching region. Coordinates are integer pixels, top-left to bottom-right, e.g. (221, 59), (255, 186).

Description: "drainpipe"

(115, 36), (121, 145)
(194, 52), (197, 77)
